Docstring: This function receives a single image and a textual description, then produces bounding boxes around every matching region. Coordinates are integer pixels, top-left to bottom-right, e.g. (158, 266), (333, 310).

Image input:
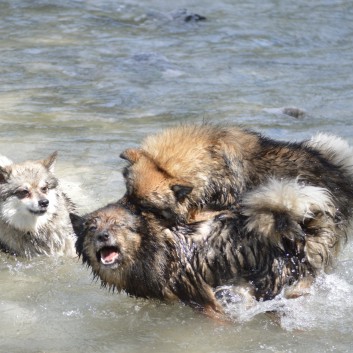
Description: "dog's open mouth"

(29, 209), (47, 215)
(98, 246), (120, 266)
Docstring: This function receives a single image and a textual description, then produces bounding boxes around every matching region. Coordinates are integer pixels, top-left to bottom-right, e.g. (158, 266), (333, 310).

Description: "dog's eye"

(41, 186), (48, 193)
(88, 225), (97, 233)
(15, 189), (30, 199)
(122, 167), (130, 179)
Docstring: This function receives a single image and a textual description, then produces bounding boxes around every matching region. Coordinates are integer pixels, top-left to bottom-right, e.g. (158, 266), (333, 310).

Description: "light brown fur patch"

(120, 123), (353, 250)
(121, 124), (258, 222)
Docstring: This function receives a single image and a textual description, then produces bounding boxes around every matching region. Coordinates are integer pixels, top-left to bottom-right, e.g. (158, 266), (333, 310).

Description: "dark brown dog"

(71, 177), (344, 316)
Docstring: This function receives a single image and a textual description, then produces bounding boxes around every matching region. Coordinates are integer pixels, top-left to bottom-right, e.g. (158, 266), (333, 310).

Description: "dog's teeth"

(100, 248), (119, 265)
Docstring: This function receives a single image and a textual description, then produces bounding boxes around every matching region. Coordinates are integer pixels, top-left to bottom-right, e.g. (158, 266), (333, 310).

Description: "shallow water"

(1, 0), (353, 352)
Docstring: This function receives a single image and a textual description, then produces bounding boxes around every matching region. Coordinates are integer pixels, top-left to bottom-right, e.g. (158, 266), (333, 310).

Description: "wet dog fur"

(120, 124), (353, 229)
(0, 152), (76, 257)
(71, 176), (346, 316)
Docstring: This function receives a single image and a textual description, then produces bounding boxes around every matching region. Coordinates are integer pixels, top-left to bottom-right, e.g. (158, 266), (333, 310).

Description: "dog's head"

(70, 203), (145, 289)
(0, 152), (59, 232)
(120, 148), (193, 223)
(71, 201), (231, 310)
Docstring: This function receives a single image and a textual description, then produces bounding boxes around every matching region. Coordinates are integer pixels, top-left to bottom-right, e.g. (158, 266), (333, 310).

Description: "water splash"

(218, 272), (353, 331)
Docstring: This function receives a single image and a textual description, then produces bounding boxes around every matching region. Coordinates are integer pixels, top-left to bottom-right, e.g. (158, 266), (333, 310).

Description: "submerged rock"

(263, 106), (306, 119)
(147, 8), (206, 24)
(171, 9), (207, 22)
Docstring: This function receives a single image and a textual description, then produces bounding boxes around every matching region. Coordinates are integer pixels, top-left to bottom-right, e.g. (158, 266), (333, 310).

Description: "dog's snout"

(96, 231), (110, 242)
(38, 199), (49, 208)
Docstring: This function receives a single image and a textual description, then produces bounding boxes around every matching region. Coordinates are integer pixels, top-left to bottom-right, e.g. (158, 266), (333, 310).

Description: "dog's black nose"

(38, 199), (49, 208)
(97, 231), (110, 242)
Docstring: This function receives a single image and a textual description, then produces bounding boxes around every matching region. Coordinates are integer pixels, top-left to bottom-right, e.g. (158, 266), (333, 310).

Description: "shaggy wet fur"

(120, 124), (353, 230)
(72, 176), (345, 315)
(0, 152), (76, 257)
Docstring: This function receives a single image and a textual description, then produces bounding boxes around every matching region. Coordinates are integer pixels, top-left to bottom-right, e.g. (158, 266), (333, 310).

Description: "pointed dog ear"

(171, 182), (194, 201)
(42, 151), (58, 173)
(120, 148), (144, 164)
(0, 166), (11, 184)
(69, 213), (86, 236)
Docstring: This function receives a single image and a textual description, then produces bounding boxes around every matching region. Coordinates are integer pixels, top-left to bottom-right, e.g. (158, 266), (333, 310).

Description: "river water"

(1, 0), (353, 352)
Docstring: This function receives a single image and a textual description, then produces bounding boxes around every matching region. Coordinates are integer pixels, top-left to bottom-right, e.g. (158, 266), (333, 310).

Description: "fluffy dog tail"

(0, 155), (13, 167)
(241, 178), (341, 271)
(305, 133), (353, 177)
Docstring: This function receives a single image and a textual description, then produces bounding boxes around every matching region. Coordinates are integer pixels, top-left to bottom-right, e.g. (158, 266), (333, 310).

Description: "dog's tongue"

(100, 247), (119, 265)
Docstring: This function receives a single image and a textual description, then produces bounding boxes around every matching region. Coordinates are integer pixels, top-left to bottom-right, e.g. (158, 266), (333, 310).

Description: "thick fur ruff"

(120, 124), (353, 226)
(0, 152), (76, 257)
(72, 179), (341, 315)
